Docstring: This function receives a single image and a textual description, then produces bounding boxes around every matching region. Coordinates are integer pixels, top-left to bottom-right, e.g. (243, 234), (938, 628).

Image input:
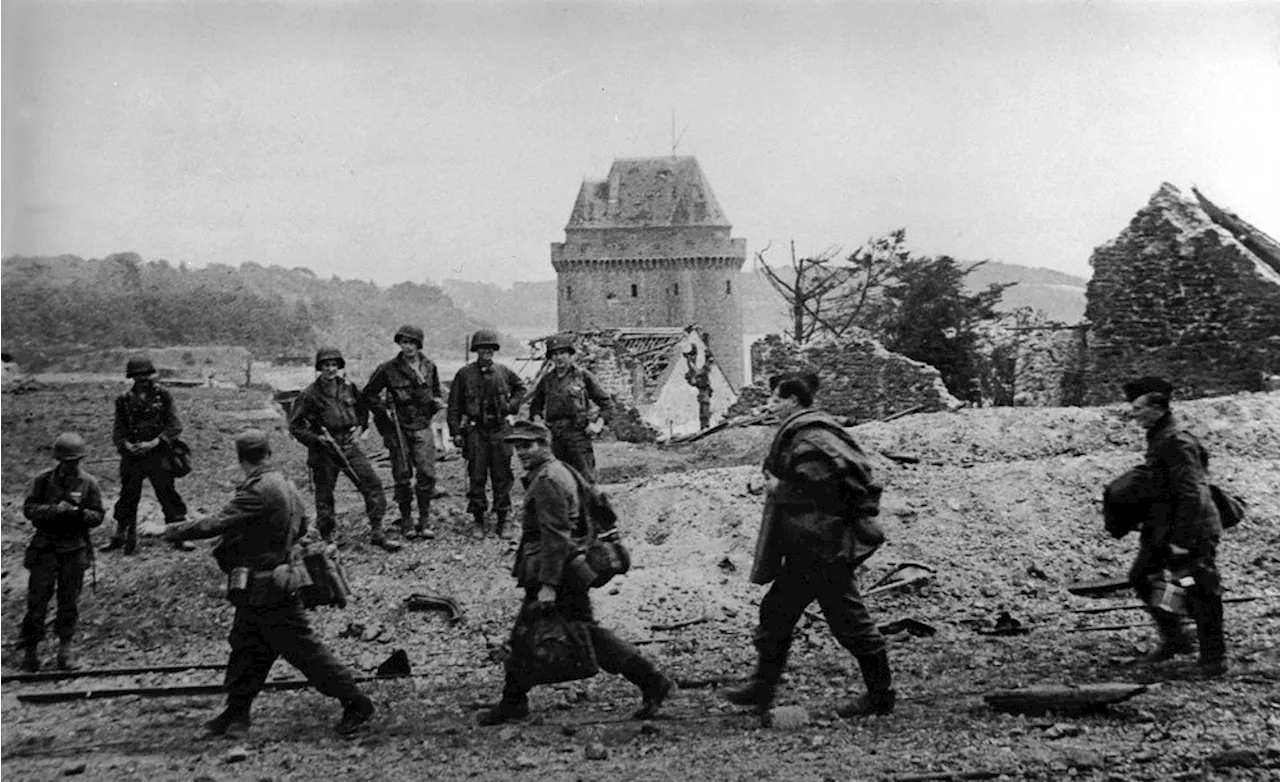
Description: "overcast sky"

(3, 1), (1277, 287)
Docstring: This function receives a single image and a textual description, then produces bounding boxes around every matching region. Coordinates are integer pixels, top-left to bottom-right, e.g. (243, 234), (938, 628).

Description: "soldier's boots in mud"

(102, 523), (139, 555)
(836, 651), (896, 718)
(724, 646), (788, 713)
(1139, 615), (1195, 664)
(472, 512), (488, 538)
(479, 678), (531, 726)
(21, 644), (40, 673)
(335, 694), (375, 735)
(494, 512), (510, 539)
(369, 522), (403, 553)
(203, 707), (251, 739)
(56, 640), (81, 672)
(416, 502), (436, 540)
(622, 657), (677, 720)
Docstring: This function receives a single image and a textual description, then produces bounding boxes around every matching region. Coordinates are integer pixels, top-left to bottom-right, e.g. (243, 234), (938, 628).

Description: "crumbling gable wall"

(1084, 183), (1280, 404)
(729, 333), (960, 421)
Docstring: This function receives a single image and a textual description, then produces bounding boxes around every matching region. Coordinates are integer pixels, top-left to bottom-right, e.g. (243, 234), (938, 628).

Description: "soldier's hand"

(587, 418), (605, 435)
(451, 435), (463, 448)
(55, 500), (76, 515)
(136, 439), (159, 454)
(534, 584), (556, 610)
(762, 469), (779, 496)
(358, 427), (370, 441)
(531, 414), (544, 424)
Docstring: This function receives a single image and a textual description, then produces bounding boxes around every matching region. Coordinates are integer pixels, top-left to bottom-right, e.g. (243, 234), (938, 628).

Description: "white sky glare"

(3, 1), (1278, 287)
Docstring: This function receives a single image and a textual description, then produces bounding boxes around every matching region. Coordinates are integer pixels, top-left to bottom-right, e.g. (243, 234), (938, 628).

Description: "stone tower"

(551, 156), (747, 389)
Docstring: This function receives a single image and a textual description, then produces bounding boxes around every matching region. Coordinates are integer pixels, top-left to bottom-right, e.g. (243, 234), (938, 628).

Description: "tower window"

(631, 283), (638, 298)
(673, 283), (679, 296)
(726, 280), (732, 295)
(566, 285), (572, 301)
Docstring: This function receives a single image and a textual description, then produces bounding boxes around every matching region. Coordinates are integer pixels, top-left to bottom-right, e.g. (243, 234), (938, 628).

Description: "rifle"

(317, 424), (362, 485)
(385, 395), (411, 475)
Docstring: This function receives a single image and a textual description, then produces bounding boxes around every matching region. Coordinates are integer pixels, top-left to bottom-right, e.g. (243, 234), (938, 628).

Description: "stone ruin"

(1083, 183), (1280, 404)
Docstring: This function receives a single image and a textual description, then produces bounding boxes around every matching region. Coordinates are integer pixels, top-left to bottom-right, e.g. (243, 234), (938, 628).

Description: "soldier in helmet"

(164, 429), (376, 738)
(363, 325), (444, 540)
(19, 432), (106, 671)
(447, 329), (527, 537)
(287, 347), (398, 552)
(102, 355), (191, 554)
(528, 335), (614, 483)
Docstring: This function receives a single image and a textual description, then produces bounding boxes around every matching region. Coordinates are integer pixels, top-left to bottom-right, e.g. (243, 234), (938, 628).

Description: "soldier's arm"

(528, 376), (547, 420)
(506, 367), (528, 415)
(428, 362), (444, 412)
(166, 484), (264, 542)
(583, 370), (615, 421)
(1161, 434), (1210, 537)
(23, 474), (61, 527)
(446, 369), (465, 435)
(111, 397), (131, 450)
(351, 381), (372, 431)
(79, 476), (106, 529)
(362, 365), (389, 422)
(530, 474), (574, 587)
(158, 388), (183, 443)
(286, 392), (322, 448)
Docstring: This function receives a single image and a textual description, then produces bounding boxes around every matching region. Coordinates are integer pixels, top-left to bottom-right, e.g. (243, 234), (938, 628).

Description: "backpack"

(562, 464), (632, 588)
(1209, 484), (1246, 530)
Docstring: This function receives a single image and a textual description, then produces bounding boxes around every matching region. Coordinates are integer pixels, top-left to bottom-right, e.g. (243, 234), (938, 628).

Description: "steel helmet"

(394, 325), (425, 348)
(52, 432), (88, 461)
(545, 334), (576, 358)
(125, 356), (157, 378)
(470, 329), (500, 352)
(314, 347), (346, 370)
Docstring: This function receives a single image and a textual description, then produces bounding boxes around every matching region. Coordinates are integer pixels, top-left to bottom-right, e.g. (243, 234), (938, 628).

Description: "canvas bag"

(562, 463), (632, 588)
(507, 604), (599, 686)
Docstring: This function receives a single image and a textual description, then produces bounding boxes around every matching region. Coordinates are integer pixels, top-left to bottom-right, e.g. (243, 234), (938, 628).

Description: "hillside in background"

(1, 253), (504, 369)
(443, 261), (1088, 338)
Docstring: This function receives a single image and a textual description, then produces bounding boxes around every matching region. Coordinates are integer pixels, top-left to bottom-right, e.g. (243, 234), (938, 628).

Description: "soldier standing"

(726, 374), (895, 719)
(102, 355), (192, 554)
(478, 420), (675, 725)
(447, 329), (527, 537)
(528, 335), (613, 483)
(164, 429), (375, 738)
(1117, 376), (1227, 676)
(287, 347), (399, 552)
(684, 346), (715, 431)
(363, 325), (443, 541)
(19, 433), (105, 671)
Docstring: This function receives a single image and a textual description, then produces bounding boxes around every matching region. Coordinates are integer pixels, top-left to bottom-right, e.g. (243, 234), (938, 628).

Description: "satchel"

(1209, 484), (1246, 530)
(507, 606), (599, 687)
(564, 466), (632, 588)
(163, 438), (193, 478)
(298, 541), (353, 609)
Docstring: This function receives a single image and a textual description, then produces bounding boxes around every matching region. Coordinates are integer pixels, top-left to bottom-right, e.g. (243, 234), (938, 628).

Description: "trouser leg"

(490, 433), (515, 519)
(113, 461), (145, 544)
(53, 552), (87, 643)
(264, 600), (364, 703)
(753, 564), (814, 679)
(465, 428), (491, 516)
(148, 460), (188, 522)
(343, 442), (386, 529)
(19, 554), (57, 649)
(1186, 551), (1226, 665)
(814, 560), (886, 657)
(225, 608), (278, 713)
(311, 457), (340, 539)
(388, 440), (414, 514)
(409, 428), (436, 519)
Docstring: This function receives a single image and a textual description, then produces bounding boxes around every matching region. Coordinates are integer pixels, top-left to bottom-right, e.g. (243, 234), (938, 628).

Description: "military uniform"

(287, 373), (388, 543)
(731, 406), (894, 717)
(166, 434), (372, 736)
(109, 377), (188, 551)
(447, 353), (526, 532)
(20, 441), (105, 671)
(479, 421), (673, 725)
(528, 364), (612, 483)
(363, 331), (443, 536)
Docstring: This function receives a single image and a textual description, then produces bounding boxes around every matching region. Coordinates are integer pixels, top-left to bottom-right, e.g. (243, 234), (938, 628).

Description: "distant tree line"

(1, 252), (494, 365)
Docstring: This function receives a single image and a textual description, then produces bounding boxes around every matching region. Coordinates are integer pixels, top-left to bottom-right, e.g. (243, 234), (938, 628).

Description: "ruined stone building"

(551, 156), (747, 389)
(1083, 183), (1280, 404)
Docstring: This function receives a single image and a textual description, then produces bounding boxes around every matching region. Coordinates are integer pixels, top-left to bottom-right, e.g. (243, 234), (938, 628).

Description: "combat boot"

(56, 639), (81, 671)
(472, 512), (487, 538)
(478, 698), (529, 726)
(99, 538), (125, 553)
(396, 503), (415, 538)
(21, 643), (40, 673)
(335, 694), (375, 735)
(124, 523), (138, 555)
(415, 502), (436, 540)
(837, 651), (896, 718)
(494, 512), (510, 539)
(369, 523), (403, 553)
(203, 706), (251, 739)
(1139, 616), (1194, 663)
(621, 657), (677, 719)
(724, 642), (788, 713)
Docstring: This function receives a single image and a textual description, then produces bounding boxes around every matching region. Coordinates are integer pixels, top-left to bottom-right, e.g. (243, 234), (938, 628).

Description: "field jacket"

(447, 360), (526, 435)
(24, 466), (106, 554)
(113, 385), (182, 455)
(364, 354), (443, 432)
(288, 377), (368, 449)
(512, 457), (581, 589)
(529, 365), (612, 428)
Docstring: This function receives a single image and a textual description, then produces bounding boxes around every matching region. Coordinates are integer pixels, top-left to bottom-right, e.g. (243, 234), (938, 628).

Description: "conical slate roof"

(566, 156), (731, 229)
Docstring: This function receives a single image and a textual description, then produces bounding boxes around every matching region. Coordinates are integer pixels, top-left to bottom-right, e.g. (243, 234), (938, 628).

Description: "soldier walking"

(19, 433), (105, 672)
(102, 355), (192, 554)
(164, 429), (375, 738)
(447, 329), (527, 537)
(726, 373), (895, 719)
(363, 325), (443, 541)
(287, 347), (398, 552)
(528, 334), (613, 483)
(478, 421), (675, 725)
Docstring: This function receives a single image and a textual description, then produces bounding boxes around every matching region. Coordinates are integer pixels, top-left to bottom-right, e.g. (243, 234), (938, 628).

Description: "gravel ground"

(2, 381), (1278, 781)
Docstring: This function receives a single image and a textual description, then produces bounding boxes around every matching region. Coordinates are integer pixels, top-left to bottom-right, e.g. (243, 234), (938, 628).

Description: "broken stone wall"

(1009, 327), (1089, 407)
(729, 332), (960, 421)
(1084, 183), (1280, 404)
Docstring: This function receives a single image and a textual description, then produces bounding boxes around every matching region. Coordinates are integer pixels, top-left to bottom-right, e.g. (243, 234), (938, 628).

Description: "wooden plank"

(984, 682), (1147, 716)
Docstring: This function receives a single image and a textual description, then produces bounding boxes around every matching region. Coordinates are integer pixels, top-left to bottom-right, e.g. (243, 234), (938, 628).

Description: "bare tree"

(754, 240), (849, 345)
(824, 228), (911, 338)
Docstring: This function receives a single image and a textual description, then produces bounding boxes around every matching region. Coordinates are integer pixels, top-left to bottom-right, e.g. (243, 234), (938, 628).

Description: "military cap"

(126, 355), (157, 378)
(235, 428), (271, 454)
(1122, 376), (1174, 403)
(503, 420), (551, 444)
(52, 432), (88, 461)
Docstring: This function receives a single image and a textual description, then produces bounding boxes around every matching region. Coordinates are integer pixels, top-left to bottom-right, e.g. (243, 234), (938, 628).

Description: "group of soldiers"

(16, 328), (1230, 738)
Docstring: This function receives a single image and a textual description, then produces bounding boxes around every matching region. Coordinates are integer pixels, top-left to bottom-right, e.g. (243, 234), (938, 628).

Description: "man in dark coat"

(164, 429), (375, 738)
(288, 347), (398, 552)
(447, 329), (527, 537)
(363, 325), (444, 541)
(727, 374), (894, 719)
(477, 420), (675, 726)
(102, 355), (191, 554)
(19, 433), (105, 671)
(528, 334), (613, 483)
(1112, 376), (1227, 676)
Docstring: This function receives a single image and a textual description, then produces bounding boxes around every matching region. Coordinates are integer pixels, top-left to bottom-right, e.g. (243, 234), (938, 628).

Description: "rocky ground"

(2, 380), (1278, 781)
